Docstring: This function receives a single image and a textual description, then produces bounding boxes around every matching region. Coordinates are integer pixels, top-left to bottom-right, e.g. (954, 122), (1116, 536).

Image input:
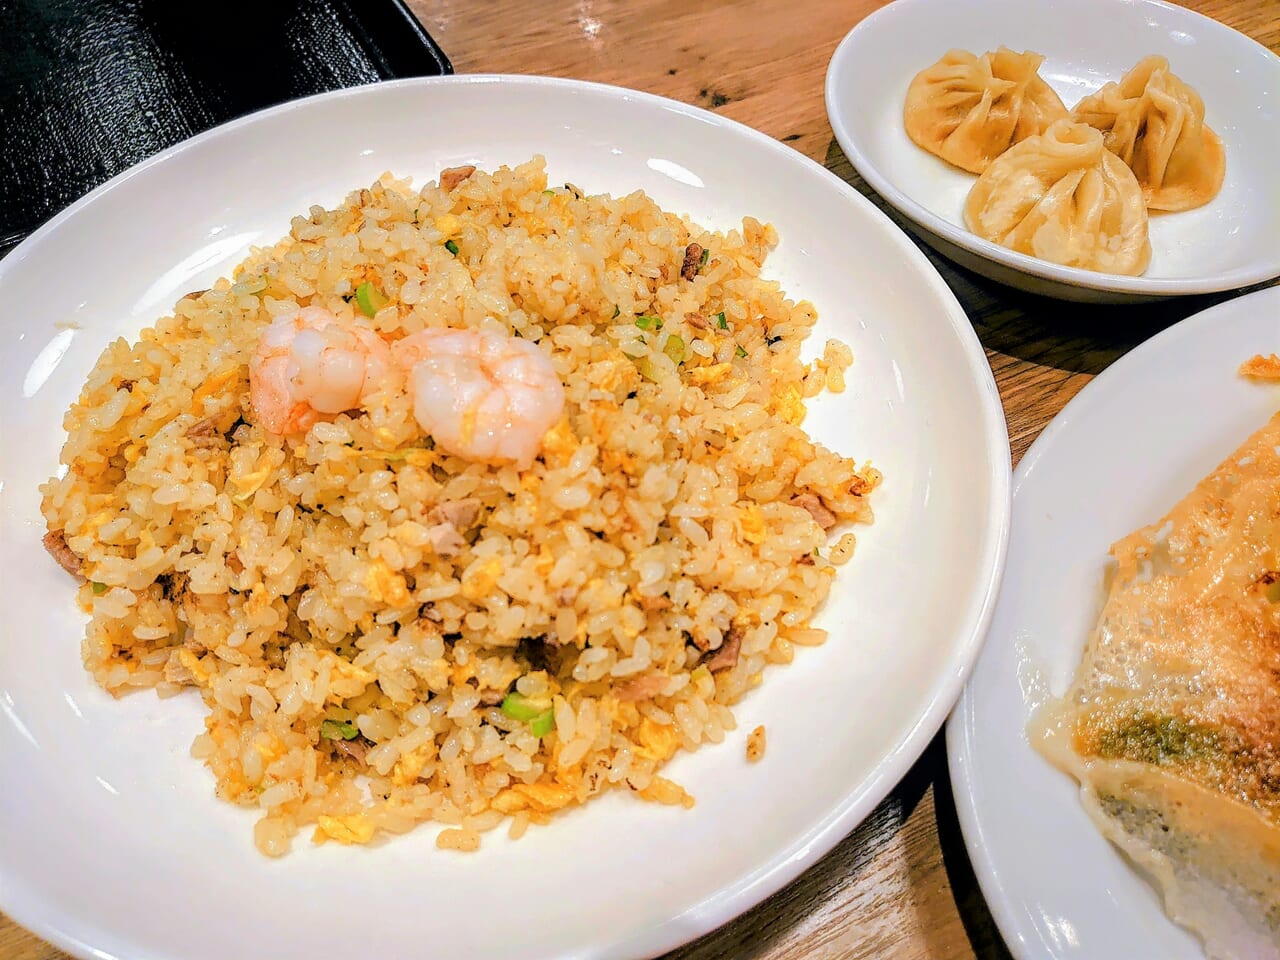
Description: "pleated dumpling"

(904, 47), (1068, 173)
(1072, 55), (1225, 211)
(964, 119), (1151, 275)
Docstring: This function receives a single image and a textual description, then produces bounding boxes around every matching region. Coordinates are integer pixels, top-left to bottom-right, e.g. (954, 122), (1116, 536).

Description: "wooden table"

(4, 1), (1277, 957)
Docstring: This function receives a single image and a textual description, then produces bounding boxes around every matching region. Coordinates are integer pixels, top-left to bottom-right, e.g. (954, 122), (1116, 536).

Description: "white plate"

(0, 75), (1010, 960)
(949, 284), (1280, 958)
(825, 0), (1280, 303)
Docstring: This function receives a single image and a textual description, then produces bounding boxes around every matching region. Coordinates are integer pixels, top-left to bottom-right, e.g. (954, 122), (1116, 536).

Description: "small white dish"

(825, 0), (1280, 303)
(948, 284), (1280, 959)
(0, 75), (1010, 960)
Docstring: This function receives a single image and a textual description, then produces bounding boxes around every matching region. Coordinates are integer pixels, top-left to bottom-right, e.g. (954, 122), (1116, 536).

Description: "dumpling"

(1031, 411), (1280, 959)
(904, 47), (1069, 173)
(963, 119), (1151, 275)
(1072, 55), (1225, 211)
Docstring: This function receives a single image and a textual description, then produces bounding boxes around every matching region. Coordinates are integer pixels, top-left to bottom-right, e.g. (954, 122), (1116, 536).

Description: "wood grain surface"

(4, 1), (1278, 957)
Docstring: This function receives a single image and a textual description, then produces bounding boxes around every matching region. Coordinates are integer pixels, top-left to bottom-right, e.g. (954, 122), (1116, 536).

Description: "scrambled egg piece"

(449, 660), (476, 688)
(254, 736), (284, 763)
(541, 419), (578, 458)
(230, 458), (272, 499)
(191, 366), (239, 409)
(639, 776), (695, 808)
(334, 659), (375, 684)
(594, 354), (640, 394)
(493, 781), (578, 814)
(244, 587), (274, 618)
(774, 383), (805, 424)
(740, 504), (767, 545)
(314, 814), (375, 845)
(461, 556), (503, 601)
(633, 717), (680, 762)
(366, 561), (411, 606)
(391, 746), (432, 787)
(686, 362), (732, 387)
(348, 447), (434, 468)
(600, 447), (636, 476)
(1239, 353), (1280, 380)
(490, 790), (527, 814)
(434, 214), (461, 237)
(179, 649), (212, 686)
(327, 657), (375, 701)
(83, 511), (112, 533)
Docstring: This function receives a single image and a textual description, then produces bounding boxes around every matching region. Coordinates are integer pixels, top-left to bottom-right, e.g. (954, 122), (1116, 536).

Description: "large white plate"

(825, 0), (1280, 303)
(0, 76), (1009, 960)
(949, 284), (1280, 959)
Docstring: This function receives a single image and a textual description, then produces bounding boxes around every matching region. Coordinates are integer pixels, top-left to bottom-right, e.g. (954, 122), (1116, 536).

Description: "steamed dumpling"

(904, 47), (1069, 173)
(964, 119), (1151, 275)
(1072, 55), (1225, 211)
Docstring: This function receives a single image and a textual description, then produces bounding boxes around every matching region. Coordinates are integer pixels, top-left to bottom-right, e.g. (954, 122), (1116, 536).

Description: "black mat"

(0, 0), (451, 255)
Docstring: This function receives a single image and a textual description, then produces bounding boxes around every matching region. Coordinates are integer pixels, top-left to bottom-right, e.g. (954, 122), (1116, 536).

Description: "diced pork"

(43, 530), (83, 578)
(332, 736), (372, 765)
(615, 674), (669, 701)
(439, 165), (476, 191)
(428, 497), (481, 530)
(704, 625), (742, 673)
(790, 492), (838, 530)
(424, 497), (482, 557)
(681, 242), (704, 281)
(186, 418), (222, 448)
(426, 523), (466, 557)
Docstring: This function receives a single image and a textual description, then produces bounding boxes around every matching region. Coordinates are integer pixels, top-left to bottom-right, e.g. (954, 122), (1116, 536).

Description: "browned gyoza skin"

(1033, 411), (1280, 960)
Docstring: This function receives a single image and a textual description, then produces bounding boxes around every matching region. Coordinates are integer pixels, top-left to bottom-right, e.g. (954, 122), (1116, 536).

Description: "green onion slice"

(320, 719), (360, 741)
(635, 314), (663, 331)
(230, 275), (268, 297)
(501, 691), (548, 721)
(444, 239), (460, 256)
(355, 282), (388, 318)
(529, 711), (555, 737)
(500, 692), (556, 737)
(664, 334), (686, 364)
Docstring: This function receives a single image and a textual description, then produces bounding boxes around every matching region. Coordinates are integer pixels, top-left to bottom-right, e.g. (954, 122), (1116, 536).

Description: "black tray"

(0, 0), (452, 256)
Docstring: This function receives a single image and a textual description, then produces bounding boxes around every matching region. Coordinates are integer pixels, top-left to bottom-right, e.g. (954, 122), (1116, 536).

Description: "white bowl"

(949, 284), (1280, 958)
(825, 0), (1280, 303)
(0, 76), (1010, 960)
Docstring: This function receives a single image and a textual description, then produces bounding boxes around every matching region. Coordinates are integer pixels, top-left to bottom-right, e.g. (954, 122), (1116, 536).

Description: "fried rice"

(39, 157), (880, 855)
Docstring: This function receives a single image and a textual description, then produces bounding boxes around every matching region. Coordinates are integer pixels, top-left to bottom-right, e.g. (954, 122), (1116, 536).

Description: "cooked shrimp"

(393, 328), (565, 468)
(249, 306), (397, 434)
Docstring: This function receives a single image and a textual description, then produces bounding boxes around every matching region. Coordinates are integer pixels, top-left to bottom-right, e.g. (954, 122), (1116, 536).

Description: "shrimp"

(249, 306), (397, 434)
(392, 327), (565, 468)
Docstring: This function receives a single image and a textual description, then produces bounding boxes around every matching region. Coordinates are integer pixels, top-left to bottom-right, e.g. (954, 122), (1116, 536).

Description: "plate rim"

(947, 283), (1280, 959)
(823, 0), (1280, 298)
(0, 72), (1013, 960)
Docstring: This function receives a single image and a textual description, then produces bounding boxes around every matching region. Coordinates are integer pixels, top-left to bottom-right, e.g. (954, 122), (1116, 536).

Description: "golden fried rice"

(39, 157), (879, 855)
